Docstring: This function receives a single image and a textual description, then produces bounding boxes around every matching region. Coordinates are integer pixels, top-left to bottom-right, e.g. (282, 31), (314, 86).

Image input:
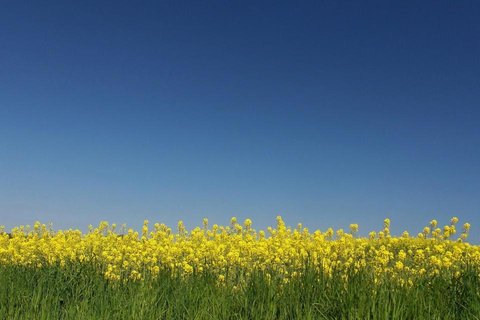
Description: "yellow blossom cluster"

(0, 217), (478, 285)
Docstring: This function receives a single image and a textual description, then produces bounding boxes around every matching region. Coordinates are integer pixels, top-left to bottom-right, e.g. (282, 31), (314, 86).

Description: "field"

(1, 217), (479, 319)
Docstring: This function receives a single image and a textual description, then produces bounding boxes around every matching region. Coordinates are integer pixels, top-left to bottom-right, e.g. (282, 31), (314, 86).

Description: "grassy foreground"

(1, 263), (480, 320)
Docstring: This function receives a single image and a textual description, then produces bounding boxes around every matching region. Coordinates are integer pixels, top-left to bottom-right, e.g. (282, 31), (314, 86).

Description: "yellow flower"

(349, 224), (359, 234)
(0, 216), (476, 287)
(395, 261), (404, 270)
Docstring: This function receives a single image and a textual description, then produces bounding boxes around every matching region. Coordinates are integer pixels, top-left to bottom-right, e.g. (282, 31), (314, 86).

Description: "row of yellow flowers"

(0, 217), (478, 286)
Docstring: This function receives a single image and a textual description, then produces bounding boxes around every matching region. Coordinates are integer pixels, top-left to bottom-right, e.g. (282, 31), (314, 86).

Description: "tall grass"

(1, 263), (479, 320)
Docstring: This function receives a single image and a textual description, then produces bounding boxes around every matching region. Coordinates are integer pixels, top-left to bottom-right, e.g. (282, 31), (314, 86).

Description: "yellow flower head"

(384, 218), (391, 228)
(349, 224), (359, 233)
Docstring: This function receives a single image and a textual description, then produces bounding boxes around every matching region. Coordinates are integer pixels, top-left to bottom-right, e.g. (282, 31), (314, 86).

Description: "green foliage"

(0, 264), (479, 320)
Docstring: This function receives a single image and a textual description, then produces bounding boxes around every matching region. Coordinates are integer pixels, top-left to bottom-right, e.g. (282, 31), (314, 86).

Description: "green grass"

(0, 264), (479, 319)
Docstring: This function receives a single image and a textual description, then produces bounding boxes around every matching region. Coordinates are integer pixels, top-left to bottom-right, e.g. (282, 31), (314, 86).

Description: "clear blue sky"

(1, 1), (479, 241)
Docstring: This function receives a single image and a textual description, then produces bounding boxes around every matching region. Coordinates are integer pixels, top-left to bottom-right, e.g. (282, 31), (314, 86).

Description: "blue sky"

(1, 1), (479, 241)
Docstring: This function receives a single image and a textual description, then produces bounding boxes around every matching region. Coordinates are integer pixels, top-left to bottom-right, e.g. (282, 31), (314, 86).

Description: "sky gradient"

(1, 1), (479, 241)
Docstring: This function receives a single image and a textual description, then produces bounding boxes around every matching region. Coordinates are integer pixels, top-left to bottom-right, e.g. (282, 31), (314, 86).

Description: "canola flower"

(0, 217), (478, 287)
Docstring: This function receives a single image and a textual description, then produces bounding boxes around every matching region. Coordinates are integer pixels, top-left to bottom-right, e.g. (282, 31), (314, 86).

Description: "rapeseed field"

(1, 216), (479, 319)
